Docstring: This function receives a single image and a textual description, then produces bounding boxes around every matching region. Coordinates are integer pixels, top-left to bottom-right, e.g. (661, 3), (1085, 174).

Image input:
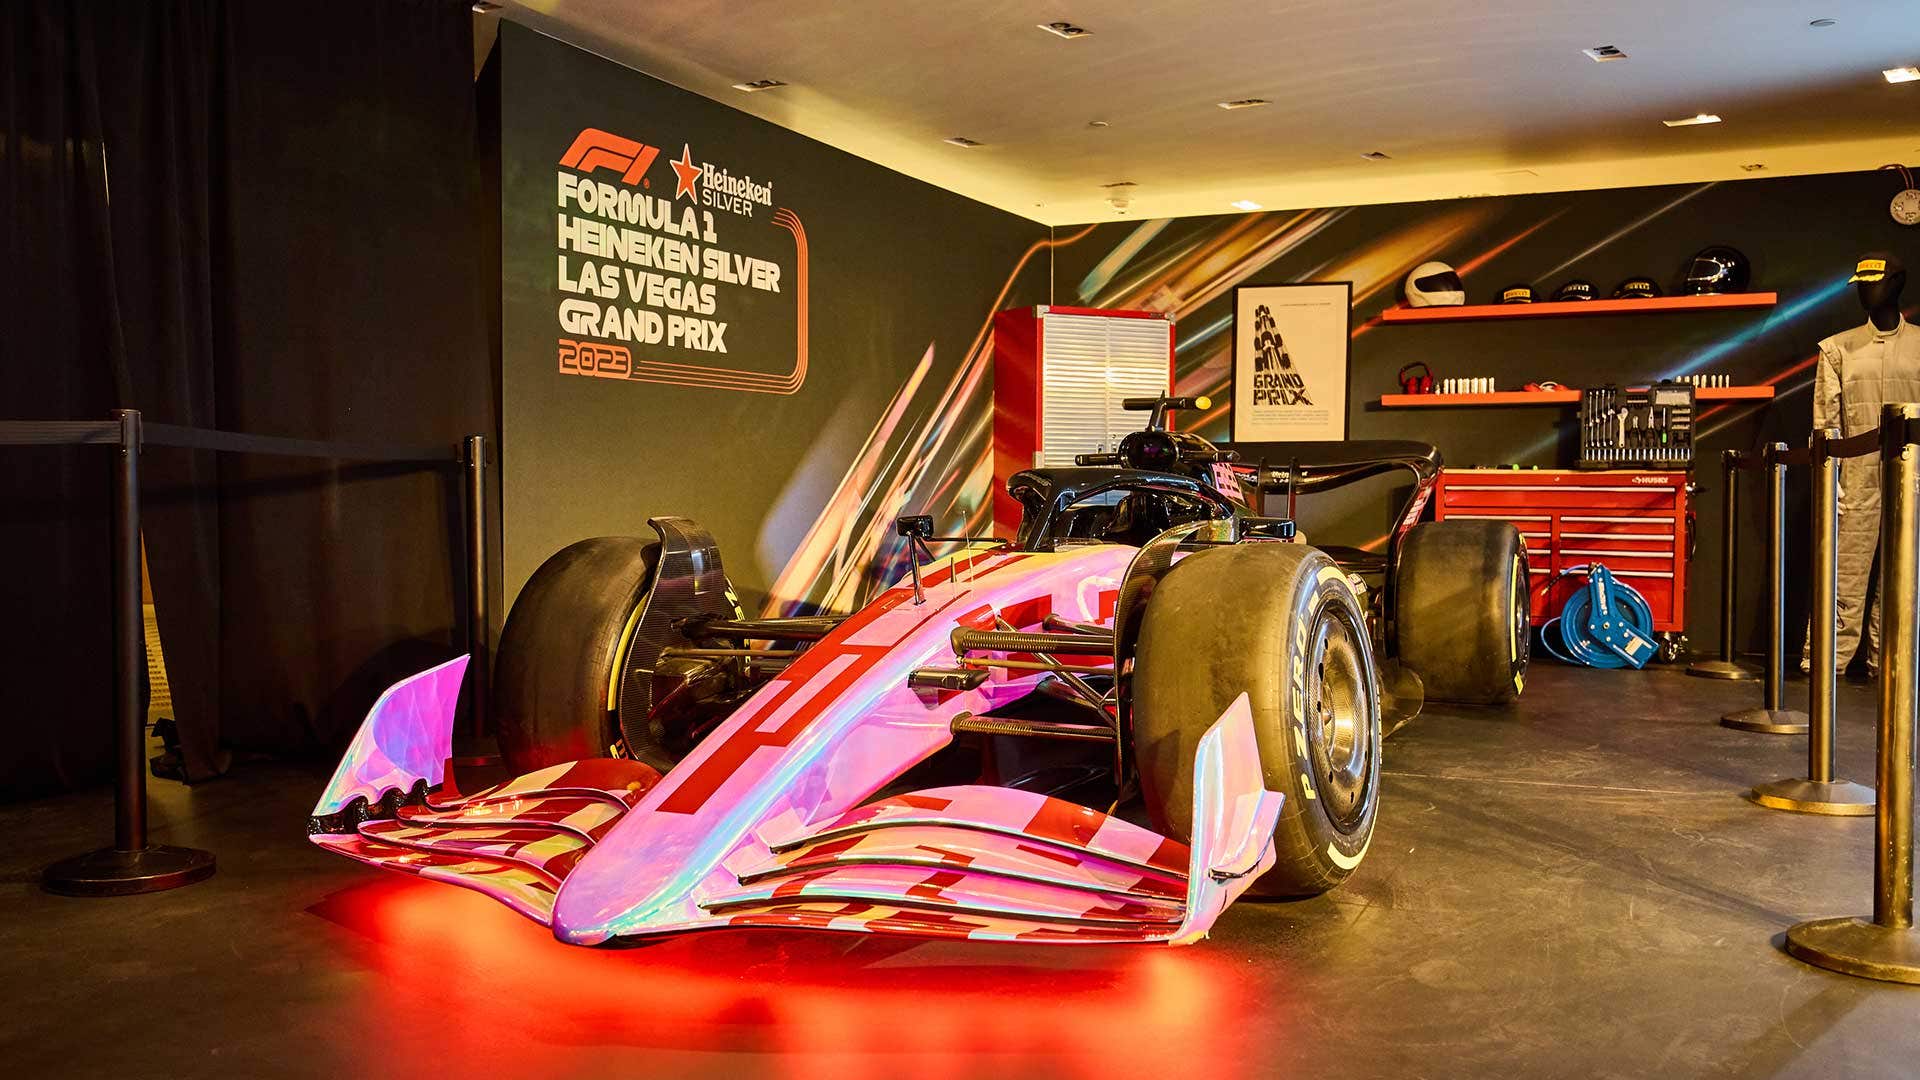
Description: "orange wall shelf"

(1380, 385), (1775, 408)
(1378, 292), (1778, 323)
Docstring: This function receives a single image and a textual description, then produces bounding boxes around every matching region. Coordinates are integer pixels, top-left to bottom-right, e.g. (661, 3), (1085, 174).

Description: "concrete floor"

(3, 662), (1917, 1079)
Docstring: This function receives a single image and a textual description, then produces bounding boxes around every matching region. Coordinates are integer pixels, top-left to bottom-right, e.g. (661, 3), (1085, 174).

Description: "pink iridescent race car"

(309, 397), (1528, 946)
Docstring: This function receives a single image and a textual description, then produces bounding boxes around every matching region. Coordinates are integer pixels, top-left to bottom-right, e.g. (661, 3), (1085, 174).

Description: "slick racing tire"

(1395, 520), (1529, 705)
(494, 537), (659, 774)
(1133, 544), (1382, 898)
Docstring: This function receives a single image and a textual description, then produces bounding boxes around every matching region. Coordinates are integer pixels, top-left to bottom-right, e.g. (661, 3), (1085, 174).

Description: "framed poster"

(1231, 282), (1352, 442)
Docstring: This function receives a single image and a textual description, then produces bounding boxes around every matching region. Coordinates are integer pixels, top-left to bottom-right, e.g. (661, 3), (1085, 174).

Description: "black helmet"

(1612, 276), (1663, 300)
(1497, 283), (1535, 304)
(1552, 278), (1597, 302)
(1682, 246), (1750, 295)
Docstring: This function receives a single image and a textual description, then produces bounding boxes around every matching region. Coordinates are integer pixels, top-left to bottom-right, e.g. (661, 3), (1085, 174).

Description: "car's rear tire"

(1395, 520), (1529, 705)
(493, 537), (658, 774)
(1133, 544), (1381, 898)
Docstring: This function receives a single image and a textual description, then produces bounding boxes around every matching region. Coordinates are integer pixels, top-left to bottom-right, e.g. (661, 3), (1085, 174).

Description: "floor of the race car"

(4, 662), (1916, 1079)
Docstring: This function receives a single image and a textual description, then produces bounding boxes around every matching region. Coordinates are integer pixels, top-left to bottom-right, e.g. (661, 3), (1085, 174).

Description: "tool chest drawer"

(1434, 469), (1689, 633)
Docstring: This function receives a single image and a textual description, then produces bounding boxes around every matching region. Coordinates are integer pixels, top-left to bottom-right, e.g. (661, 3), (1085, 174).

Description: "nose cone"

(549, 813), (719, 945)
(551, 867), (685, 945)
(552, 920), (614, 947)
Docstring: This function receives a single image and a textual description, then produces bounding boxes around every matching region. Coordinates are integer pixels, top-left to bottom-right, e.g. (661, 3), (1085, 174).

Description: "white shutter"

(1037, 313), (1171, 467)
(1102, 317), (1174, 439)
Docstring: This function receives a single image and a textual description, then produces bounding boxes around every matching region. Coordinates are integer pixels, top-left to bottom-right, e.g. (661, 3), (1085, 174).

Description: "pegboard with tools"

(1579, 382), (1694, 468)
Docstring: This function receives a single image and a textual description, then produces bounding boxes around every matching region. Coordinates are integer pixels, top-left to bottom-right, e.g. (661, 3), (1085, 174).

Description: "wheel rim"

(1512, 551), (1531, 673)
(1306, 605), (1374, 831)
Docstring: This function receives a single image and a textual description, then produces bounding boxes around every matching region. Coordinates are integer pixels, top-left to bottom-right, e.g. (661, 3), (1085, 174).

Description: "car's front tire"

(1132, 544), (1382, 898)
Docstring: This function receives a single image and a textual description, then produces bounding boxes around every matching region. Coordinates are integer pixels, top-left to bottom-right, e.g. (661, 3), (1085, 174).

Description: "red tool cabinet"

(1434, 469), (1690, 633)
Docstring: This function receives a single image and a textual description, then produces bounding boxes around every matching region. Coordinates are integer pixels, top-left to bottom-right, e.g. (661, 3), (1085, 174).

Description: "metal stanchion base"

(42, 845), (215, 897)
(1688, 659), (1760, 681)
(1719, 707), (1810, 734)
(1748, 777), (1877, 816)
(1786, 917), (1920, 984)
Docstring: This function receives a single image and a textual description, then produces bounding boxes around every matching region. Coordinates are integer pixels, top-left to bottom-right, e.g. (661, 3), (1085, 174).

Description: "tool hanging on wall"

(1539, 564), (1659, 669)
(1578, 381), (1694, 467)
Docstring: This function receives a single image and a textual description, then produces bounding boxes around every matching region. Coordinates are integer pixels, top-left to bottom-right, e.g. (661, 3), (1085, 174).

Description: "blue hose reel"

(1539, 564), (1659, 669)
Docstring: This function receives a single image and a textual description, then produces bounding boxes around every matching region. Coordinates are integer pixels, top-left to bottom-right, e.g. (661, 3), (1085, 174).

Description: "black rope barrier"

(7, 412), (489, 897)
(1720, 443), (1809, 733)
(1786, 404), (1920, 982)
(1748, 427), (1875, 814)
(1690, 450), (1762, 681)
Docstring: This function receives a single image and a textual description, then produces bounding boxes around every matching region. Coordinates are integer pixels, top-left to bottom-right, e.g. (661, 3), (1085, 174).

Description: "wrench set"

(1579, 381), (1695, 467)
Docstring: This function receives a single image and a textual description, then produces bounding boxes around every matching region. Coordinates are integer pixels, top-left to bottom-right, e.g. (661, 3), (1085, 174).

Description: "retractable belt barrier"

(1748, 428), (1877, 814)
(0, 411), (489, 897)
(1689, 449), (1762, 681)
(1785, 403), (1920, 983)
(1719, 443), (1810, 734)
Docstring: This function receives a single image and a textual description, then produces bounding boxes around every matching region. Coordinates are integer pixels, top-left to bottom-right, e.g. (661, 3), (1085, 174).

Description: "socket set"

(1676, 373), (1733, 388)
(1441, 377), (1496, 394)
(1579, 381), (1694, 468)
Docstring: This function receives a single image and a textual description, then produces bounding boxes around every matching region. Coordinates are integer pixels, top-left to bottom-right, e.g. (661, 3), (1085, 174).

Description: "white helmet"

(1404, 261), (1465, 307)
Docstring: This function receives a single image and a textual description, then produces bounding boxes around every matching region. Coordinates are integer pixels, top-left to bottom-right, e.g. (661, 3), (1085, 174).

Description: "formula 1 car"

(309, 396), (1527, 946)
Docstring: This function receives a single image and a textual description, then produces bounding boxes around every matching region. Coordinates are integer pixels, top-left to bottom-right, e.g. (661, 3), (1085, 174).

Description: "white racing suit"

(1806, 319), (1920, 675)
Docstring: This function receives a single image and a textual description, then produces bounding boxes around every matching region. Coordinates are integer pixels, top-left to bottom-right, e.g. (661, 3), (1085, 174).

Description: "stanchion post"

(1749, 428), (1874, 813)
(43, 410), (216, 896)
(1785, 403), (1920, 981)
(1722, 443), (1809, 733)
(464, 434), (489, 739)
(1690, 449), (1759, 680)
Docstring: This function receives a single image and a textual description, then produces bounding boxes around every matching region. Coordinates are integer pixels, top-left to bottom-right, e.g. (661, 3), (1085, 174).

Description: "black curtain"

(0, 0), (491, 799)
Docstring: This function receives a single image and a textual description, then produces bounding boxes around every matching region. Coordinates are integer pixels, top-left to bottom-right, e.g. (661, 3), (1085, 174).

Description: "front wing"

(310, 659), (1282, 946)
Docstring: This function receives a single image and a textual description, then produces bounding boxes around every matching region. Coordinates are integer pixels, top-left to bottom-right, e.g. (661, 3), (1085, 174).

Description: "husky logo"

(1251, 304), (1312, 405)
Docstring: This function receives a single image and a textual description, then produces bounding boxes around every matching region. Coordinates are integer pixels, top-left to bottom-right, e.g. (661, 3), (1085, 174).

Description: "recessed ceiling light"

(730, 78), (787, 93)
(1809, 18), (1836, 27)
(944, 136), (982, 148)
(1217, 98), (1270, 110)
(1231, 200), (1262, 211)
(1582, 45), (1628, 62)
(1662, 113), (1722, 127)
(1360, 150), (1392, 161)
(1038, 21), (1091, 40)
(1087, 120), (1110, 129)
(1885, 67), (1920, 84)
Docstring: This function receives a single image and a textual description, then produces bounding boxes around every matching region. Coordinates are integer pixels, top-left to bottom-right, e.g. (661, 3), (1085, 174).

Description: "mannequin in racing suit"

(1806, 253), (1919, 676)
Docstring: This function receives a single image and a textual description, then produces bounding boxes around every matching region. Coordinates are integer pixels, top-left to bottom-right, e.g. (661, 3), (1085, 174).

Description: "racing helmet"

(1612, 276), (1662, 300)
(1497, 283), (1535, 304)
(1551, 279), (1597, 302)
(1404, 261), (1465, 307)
(1682, 246), (1750, 295)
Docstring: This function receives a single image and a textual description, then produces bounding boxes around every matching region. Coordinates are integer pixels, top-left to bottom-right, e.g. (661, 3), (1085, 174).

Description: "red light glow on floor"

(308, 877), (1280, 1077)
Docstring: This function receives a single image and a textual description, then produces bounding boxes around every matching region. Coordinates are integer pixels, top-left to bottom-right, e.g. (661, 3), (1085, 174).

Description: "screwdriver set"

(1579, 381), (1694, 468)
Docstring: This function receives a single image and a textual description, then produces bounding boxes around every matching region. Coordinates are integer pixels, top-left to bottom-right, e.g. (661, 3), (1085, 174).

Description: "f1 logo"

(558, 128), (660, 186)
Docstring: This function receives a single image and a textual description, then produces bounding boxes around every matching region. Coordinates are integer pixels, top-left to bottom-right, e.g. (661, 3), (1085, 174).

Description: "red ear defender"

(1398, 361), (1434, 394)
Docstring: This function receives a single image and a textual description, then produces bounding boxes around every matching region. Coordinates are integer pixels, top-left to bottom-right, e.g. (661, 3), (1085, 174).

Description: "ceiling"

(501, 1), (1920, 225)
